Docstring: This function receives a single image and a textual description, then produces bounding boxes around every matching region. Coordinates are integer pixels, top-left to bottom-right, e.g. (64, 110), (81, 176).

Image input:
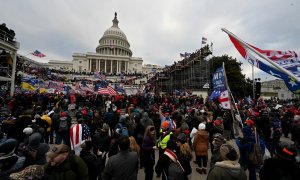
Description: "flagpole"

(222, 62), (237, 135)
(221, 28), (300, 83)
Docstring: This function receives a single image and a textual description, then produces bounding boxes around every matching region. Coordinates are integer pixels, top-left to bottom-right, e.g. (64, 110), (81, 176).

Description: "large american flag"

(70, 124), (90, 149)
(98, 86), (117, 95)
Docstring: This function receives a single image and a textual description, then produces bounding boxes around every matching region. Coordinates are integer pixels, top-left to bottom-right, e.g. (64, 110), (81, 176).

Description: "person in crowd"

(44, 144), (89, 180)
(41, 110), (52, 144)
(259, 141), (300, 180)
(23, 132), (49, 167)
(55, 112), (69, 144)
(222, 111), (234, 140)
(157, 121), (173, 156)
(291, 114), (300, 153)
(207, 143), (247, 180)
(236, 125), (265, 180)
(207, 117), (224, 153)
(108, 127), (122, 157)
(155, 140), (180, 180)
(210, 133), (226, 168)
(142, 125), (157, 180)
(0, 138), (26, 179)
(92, 123), (111, 157)
(176, 133), (192, 180)
(193, 122), (209, 174)
(129, 136), (140, 156)
(80, 141), (102, 180)
(102, 136), (139, 180)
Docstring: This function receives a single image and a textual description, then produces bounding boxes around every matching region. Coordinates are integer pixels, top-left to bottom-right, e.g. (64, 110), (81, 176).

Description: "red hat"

(213, 119), (223, 126)
(245, 119), (255, 127)
(161, 121), (169, 129)
(60, 112), (66, 117)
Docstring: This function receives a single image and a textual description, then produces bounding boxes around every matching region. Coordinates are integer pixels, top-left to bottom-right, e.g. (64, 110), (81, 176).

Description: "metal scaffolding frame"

(150, 46), (211, 94)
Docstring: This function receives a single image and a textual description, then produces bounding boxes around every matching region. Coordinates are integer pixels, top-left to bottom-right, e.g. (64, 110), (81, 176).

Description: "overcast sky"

(1, 0), (299, 81)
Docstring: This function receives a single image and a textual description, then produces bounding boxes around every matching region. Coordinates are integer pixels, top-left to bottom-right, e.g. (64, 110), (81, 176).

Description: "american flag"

(48, 81), (64, 91)
(70, 124), (90, 149)
(31, 50), (46, 58)
(107, 85), (118, 95)
(98, 86), (117, 95)
(98, 87), (110, 95)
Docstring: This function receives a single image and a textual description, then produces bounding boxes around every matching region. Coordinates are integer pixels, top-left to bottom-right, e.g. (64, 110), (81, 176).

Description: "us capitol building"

(19, 13), (160, 75)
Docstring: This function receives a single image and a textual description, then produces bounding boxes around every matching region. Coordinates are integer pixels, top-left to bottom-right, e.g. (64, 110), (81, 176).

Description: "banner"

(210, 66), (226, 99)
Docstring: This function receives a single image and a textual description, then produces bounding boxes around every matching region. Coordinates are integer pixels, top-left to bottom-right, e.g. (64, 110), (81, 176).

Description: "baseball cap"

(46, 144), (69, 159)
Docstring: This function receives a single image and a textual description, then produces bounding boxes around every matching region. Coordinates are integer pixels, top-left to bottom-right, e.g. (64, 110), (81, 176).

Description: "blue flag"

(210, 66), (226, 100)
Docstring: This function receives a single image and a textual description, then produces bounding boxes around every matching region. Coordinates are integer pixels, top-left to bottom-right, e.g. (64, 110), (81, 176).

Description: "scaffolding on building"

(148, 45), (212, 94)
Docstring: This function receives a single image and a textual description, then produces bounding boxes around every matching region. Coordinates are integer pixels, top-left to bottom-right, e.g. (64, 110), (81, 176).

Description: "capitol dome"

(96, 13), (132, 57)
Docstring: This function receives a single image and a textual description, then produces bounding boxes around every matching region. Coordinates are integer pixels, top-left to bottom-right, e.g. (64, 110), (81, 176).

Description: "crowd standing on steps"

(0, 92), (300, 179)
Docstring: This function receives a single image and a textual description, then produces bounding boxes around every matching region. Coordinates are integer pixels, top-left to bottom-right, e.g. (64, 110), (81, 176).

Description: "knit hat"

(28, 133), (42, 150)
(198, 123), (206, 130)
(275, 142), (297, 161)
(177, 133), (187, 144)
(46, 144), (70, 159)
(23, 127), (33, 135)
(220, 143), (238, 161)
(161, 121), (169, 130)
(0, 139), (18, 160)
(213, 133), (226, 146)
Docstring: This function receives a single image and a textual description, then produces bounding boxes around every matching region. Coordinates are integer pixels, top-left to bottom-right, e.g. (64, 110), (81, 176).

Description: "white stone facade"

(72, 13), (143, 74)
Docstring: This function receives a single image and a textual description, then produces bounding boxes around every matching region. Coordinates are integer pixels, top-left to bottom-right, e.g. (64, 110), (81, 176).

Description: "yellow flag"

(21, 82), (36, 91)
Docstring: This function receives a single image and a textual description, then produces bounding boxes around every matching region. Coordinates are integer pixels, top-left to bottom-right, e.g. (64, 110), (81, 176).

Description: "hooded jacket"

(207, 160), (247, 180)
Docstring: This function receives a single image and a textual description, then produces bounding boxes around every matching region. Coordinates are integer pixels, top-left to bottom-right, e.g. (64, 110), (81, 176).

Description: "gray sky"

(1, 0), (299, 80)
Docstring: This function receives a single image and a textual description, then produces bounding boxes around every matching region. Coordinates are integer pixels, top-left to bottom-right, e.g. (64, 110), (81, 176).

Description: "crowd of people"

(0, 92), (300, 180)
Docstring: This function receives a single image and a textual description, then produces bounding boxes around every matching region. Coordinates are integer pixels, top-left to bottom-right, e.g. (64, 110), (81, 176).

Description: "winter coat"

(259, 158), (300, 180)
(80, 150), (102, 180)
(41, 115), (52, 132)
(193, 130), (209, 156)
(44, 154), (89, 180)
(142, 135), (156, 167)
(101, 150), (138, 180)
(207, 160), (247, 180)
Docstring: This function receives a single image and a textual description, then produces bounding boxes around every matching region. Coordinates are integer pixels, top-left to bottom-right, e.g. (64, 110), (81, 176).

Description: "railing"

(0, 29), (16, 46)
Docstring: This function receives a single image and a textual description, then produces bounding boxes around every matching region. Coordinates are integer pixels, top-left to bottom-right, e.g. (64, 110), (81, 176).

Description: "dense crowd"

(0, 92), (300, 180)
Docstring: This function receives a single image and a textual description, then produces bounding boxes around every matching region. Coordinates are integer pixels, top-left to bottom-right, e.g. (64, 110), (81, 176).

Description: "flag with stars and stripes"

(70, 124), (90, 149)
(226, 30), (300, 93)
